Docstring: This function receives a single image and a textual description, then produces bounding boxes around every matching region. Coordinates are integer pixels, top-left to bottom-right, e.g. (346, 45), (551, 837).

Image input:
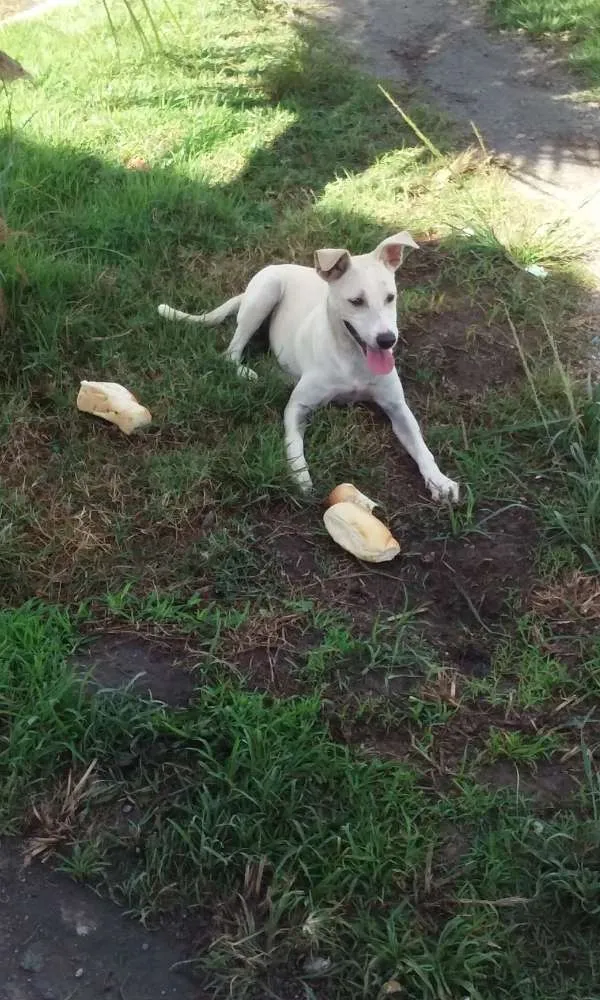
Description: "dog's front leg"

(284, 378), (330, 493)
(373, 374), (459, 502)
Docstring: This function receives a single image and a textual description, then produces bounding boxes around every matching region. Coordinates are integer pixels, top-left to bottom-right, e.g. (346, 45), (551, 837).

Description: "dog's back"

(260, 264), (326, 378)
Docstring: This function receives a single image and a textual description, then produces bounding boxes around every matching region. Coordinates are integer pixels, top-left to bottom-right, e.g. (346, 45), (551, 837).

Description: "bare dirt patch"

(0, 839), (202, 1000)
(222, 608), (316, 697)
(403, 303), (522, 400)
(476, 759), (581, 804)
(399, 505), (535, 625)
(74, 633), (198, 706)
(255, 502), (536, 651)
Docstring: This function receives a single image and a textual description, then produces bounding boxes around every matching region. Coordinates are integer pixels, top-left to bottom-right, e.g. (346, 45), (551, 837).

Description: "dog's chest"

(331, 383), (371, 404)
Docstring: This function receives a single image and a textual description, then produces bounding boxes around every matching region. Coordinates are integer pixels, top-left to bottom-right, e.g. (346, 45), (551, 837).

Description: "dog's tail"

(157, 294), (242, 327)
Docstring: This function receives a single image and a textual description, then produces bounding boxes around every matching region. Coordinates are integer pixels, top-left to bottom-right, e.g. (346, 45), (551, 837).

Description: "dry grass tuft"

(532, 570), (600, 623)
(24, 760), (98, 865)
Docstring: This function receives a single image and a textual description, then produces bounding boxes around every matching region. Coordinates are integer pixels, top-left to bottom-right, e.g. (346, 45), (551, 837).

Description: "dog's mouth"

(343, 321), (396, 376)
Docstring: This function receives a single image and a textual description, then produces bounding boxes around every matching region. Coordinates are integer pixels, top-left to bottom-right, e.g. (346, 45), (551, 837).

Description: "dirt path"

(0, 0), (33, 17)
(0, 0), (75, 22)
(299, 0), (600, 250)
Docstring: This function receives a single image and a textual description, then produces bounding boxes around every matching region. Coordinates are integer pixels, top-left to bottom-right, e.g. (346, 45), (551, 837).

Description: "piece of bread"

(77, 381), (152, 435)
(325, 482), (378, 512)
(323, 502), (400, 562)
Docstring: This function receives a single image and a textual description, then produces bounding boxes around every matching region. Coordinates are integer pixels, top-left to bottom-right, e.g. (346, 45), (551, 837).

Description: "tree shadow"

(0, 19), (452, 380)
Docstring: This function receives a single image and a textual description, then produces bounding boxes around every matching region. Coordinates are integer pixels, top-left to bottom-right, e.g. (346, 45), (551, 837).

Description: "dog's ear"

(374, 232), (419, 271)
(314, 248), (351, 282)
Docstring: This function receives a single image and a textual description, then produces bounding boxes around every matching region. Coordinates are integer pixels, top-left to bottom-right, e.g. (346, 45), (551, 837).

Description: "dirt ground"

(0, 0), (75, 21)
(0, 840), (202, 1000)
(0, 0), (31, 15)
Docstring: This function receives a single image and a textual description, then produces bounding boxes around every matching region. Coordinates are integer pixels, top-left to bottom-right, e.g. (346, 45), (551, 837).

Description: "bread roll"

(323, 502), (400, 562)
(325, 482), (378, 512)
(77, 381), (152, 435)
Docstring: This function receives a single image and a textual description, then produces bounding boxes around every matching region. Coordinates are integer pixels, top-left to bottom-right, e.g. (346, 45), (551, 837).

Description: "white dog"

(158, 232), (459, 501)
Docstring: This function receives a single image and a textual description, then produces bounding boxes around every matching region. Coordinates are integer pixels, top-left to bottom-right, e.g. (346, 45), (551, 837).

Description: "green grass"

(0, 0), (600, 996)
(489, 0), (600, 96)
(3, 600), (600, 1000)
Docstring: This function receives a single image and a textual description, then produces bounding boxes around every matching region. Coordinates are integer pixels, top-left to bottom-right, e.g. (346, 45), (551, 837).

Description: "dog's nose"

(376, 332), (396, 349)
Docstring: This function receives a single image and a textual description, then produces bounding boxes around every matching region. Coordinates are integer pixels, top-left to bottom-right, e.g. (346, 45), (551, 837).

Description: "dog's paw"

(237, 364), (258, 381)
(293, 470), (313, 494)
(426, 472), (459, 503)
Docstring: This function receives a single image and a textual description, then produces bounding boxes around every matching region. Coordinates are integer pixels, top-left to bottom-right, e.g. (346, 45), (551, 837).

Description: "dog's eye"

(349, 296), (366, 307)
(385, 293), (396, 304)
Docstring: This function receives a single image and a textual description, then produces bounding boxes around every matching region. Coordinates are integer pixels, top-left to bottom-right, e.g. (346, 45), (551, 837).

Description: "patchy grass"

(0, 0), (599, 997)
(3, 599), (600, 1000)
(489, 0), (600, 96)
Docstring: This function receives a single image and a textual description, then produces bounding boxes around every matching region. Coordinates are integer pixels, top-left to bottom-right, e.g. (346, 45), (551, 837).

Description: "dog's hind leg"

(225, 269), (283, 380)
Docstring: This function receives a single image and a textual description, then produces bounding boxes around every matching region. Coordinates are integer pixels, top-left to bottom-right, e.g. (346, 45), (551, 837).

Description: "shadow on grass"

(0, 23), (444, 373)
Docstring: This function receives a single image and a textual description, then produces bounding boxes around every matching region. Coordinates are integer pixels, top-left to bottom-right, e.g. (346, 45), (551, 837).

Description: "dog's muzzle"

(343, 320), (368, 352)
(343, 320), (397, 376)
(343, 321), (397, 353)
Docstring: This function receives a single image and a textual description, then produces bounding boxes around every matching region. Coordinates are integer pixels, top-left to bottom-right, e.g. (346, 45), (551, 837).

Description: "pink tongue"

(366, 347), (395, 375)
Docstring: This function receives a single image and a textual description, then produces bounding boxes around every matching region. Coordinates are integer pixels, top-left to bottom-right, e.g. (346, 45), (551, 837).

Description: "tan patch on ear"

(314, 248), (351, 281)
(375, 231), (419, 271)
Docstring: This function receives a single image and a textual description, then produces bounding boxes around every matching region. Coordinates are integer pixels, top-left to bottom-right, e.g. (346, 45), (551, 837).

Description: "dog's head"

(315, 232), (418, 375)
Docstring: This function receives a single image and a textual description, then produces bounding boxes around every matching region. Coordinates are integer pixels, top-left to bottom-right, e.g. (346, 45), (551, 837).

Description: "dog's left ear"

(374, 232), (419, 271)
(314, 248), (351, 282)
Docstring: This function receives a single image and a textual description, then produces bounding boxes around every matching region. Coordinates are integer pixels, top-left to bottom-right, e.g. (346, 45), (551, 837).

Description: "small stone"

(302, 956), (331, 975)
(382, 982), (404, 996)
(142, 942), (150, 951)
(524, 263), (548, 278)
(75, 968), (84, 979)
(122, 802), (133, 814)
(125, 156), (150, 172)
(20, 945), (44, 972)
(202, 509), (217, 531)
